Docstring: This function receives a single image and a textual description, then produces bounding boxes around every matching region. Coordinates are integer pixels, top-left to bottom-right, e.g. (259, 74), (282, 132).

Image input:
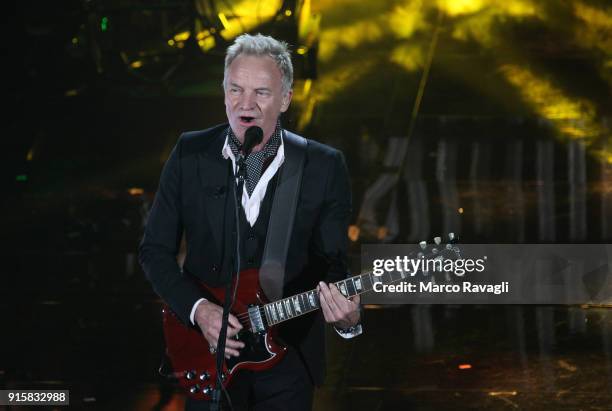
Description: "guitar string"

(232, 273), (374, 324)
(228, 246), (455, 326)
(232, 277), (364, 325)
(233, 284), (337, 323)
(233, 271), (389, 324)
(213, 248), (458, 340)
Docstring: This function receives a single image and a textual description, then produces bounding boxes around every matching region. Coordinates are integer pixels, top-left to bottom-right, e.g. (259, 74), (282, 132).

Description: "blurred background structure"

(5, 0), (612, 409)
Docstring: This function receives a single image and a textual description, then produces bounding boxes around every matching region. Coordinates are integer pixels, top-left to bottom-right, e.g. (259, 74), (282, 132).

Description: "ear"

(280, 89), (293, 113)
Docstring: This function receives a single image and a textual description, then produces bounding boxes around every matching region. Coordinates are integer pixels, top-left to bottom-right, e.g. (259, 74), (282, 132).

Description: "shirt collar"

(222, 121), (283, 161)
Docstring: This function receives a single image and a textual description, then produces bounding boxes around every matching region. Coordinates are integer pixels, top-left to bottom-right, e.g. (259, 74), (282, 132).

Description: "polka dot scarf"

(227, 121), (282, 196)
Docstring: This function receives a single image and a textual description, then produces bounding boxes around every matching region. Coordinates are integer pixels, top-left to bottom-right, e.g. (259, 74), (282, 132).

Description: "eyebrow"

(228, 83), (272, 92)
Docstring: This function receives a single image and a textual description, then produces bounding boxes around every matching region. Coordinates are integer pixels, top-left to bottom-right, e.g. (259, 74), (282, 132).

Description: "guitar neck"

(262, 268), (407, 327)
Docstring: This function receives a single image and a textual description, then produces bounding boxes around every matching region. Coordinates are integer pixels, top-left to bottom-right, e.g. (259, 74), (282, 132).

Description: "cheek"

(225, 94), (237, 106)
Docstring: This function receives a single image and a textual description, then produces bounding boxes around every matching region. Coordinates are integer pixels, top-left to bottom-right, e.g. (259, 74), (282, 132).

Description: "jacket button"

(211, 264), (219, 272)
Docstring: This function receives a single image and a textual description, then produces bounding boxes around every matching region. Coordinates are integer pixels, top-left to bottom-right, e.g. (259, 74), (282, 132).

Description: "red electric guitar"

(162, 234), (460, 399)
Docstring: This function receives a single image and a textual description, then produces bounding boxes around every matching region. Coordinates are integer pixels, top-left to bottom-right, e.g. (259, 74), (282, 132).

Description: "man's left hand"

(318, 281), (361, 330)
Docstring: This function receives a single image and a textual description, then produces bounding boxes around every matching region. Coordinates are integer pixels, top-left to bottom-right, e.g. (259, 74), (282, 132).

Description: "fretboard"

(262, 268), (409, 326)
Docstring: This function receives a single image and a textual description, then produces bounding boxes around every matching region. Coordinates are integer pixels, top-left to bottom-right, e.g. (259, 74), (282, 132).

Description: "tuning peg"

(419, 241), (427, 250)
(434, 236), (441, 245)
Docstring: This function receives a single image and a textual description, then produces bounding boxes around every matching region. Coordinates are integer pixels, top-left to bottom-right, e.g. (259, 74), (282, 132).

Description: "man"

(139, 33), (361, 411)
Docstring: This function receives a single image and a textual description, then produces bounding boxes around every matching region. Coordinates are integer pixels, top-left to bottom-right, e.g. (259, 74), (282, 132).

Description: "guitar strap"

(259, 130), (307, 302)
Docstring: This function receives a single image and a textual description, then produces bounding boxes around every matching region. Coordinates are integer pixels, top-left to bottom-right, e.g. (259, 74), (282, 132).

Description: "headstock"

(415, 233), (461, 281)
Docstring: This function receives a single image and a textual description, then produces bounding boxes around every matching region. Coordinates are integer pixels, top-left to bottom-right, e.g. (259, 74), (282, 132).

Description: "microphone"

(242, 126), (263, 157)
(235, 126), (262, 194)
(212, 128), (262, 411)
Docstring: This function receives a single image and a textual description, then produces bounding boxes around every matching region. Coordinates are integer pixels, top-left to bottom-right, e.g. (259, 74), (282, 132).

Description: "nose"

(239, 91), (256, 110)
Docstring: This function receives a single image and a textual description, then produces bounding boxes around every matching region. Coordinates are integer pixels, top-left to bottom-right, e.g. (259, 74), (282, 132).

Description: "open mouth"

(239, 116), (256, 124)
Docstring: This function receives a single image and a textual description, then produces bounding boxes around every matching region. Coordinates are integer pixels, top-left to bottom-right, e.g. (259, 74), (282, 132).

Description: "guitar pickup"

(248, 305), (266, 333)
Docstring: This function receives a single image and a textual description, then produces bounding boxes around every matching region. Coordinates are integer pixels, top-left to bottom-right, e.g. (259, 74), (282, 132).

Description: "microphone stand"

(211, 154), (247, 411)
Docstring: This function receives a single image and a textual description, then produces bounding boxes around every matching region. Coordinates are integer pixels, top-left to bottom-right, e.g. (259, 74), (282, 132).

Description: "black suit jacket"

(139, 123), (352, 384)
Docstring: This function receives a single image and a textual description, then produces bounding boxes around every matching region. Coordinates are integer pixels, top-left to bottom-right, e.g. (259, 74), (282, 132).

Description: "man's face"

(224, 54), (292, 149)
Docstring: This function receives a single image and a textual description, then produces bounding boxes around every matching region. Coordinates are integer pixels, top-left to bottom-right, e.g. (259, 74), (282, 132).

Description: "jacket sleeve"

(138, 136), (203, 325)
(314, 149), (363, 338)
(314, 149), (352, 283)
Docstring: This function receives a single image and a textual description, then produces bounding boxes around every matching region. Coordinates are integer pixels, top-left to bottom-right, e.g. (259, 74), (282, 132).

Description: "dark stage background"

(5, 0), (612, 409)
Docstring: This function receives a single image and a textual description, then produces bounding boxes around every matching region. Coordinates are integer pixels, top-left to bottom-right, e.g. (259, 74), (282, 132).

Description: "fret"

(307, 291), (318, 309)
(372, 275), (383, 292)
(354, 276), (363, 292)
(338, 281), (348, 297)
(269, 304), (278, 324)
(313, 291), (320, 308)
(284, 299), (293, 318)
(345, 278), (357, 296)
(361, 273), (374, 291)
(292, 296), (302, 314)
(306, 291), (314, 311)
(299, 293), (308, 311)
(276, 301), (285, 320)
(381, 270), (392, 284)
(303, 292), (311, 310)
(264, 305), (272, 325)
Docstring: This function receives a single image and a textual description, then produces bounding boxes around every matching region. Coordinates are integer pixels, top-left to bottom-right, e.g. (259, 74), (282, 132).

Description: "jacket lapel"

(197, 128), (232, 259)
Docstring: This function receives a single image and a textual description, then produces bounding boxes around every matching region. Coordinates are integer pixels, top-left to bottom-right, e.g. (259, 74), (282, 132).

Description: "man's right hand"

(194, 300), (245, 358)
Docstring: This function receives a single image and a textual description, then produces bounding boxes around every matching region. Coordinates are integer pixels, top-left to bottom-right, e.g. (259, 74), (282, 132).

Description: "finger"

(318, 281), (332, 298)
(228, 314), (243, 330)
(329, 283), (348, 300)
(329, 284), (351, 310)
(320, 284), (342, 322)
(324, 284), (345, 317)
(226, 324), (243, 338)
(318, 290), (336, 322)
(225, 338), (245, 349)
(224, 347), (240, 357)
(349, 294), (361, 304)
(318, 282), (337, 310)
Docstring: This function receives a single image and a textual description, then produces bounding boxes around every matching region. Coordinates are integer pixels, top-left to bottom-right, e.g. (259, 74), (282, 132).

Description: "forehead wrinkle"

(232, 73), (274, 90)
(228, 57), (281, 90)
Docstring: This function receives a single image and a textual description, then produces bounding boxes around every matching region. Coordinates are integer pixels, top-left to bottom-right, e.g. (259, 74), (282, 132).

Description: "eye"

(256, 90), (270, 96)
(230, 87), (241, 94)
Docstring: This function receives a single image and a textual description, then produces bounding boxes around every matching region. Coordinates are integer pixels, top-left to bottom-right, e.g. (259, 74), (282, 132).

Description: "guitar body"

(161, 268), (287, 400)
(160, 234), (461, 401)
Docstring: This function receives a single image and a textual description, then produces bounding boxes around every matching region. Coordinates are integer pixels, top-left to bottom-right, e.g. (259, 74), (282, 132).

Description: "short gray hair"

(223, 33), (293, 95)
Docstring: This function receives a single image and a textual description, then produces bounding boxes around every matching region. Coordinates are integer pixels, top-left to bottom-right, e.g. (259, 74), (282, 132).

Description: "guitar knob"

(434, 237), (441, 245)
(199, 372), (210, 381)
(202, 385), (213, 395)
(448, 233), (456, 242)
(189, 385), (200, 394)
(185, 371), (196, 380)
(419, 241), (427, 250)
